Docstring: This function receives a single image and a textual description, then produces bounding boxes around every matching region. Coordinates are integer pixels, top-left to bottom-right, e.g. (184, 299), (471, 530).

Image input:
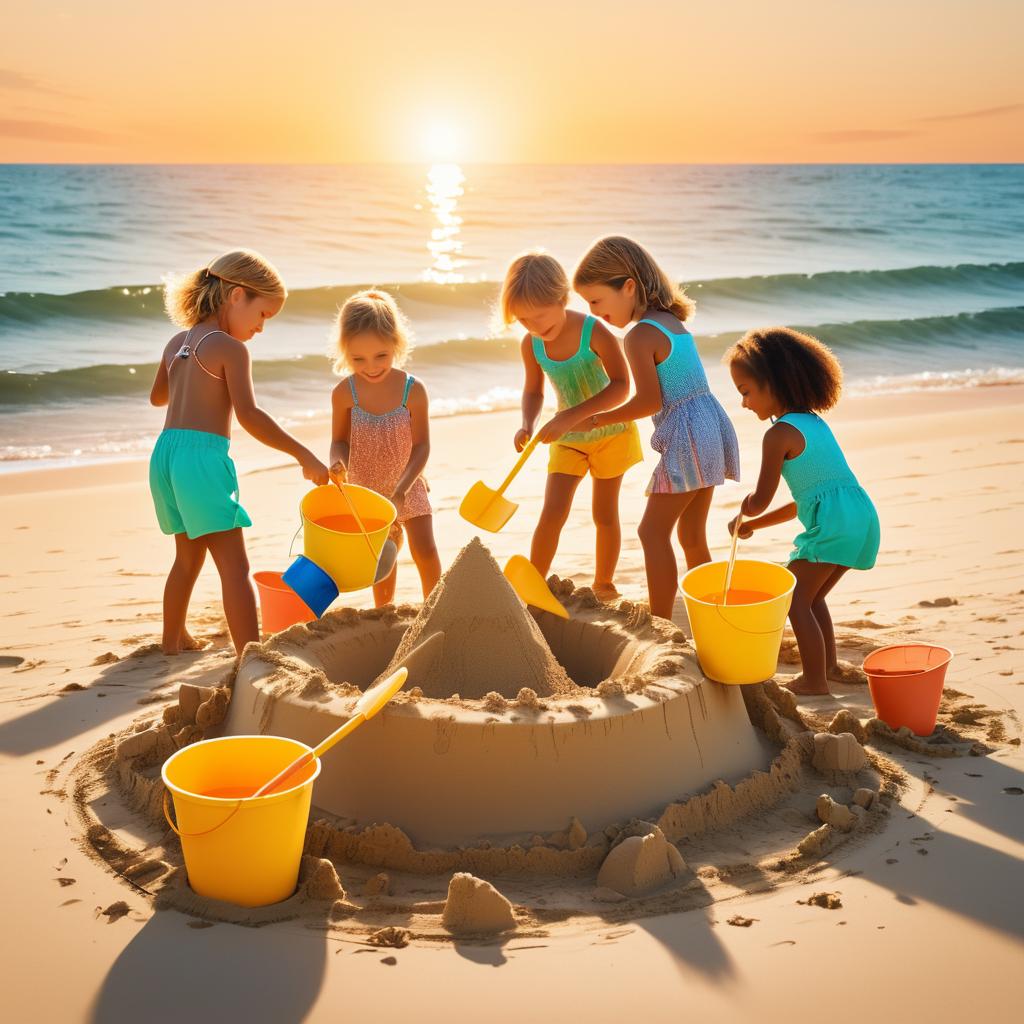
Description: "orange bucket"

(254, 571), (315, 635)
(863, 643), (952, 736)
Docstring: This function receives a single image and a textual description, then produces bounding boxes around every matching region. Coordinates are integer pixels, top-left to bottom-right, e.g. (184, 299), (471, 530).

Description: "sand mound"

(384, 538), (573, 700)
(597, 824), (688, 897)
(442, 873), (516, 935)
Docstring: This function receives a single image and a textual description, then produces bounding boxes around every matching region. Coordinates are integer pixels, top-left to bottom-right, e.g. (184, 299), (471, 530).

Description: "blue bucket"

(282, 556), (339, 618)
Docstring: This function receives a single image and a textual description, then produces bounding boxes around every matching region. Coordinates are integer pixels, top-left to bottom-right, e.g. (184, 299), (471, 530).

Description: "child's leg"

(638, 492), (695, 620)
(404, 515), (442, 599)
(372, 565), (398, 608)
(785, 560), (840, 696)
(810, 565), (865, 682)
(591, 474), (624, 592)
(204, 528), (259, 656)
(530, 473), (583, 577)
(675, 485), (714, 569)
(162, 533), (207, 654)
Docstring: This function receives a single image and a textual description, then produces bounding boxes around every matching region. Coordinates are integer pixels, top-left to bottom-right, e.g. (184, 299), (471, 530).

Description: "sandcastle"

(225, 539), (772, 847)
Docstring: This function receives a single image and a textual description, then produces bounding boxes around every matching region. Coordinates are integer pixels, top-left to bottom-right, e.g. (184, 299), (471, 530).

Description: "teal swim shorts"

(149, 429), (252, 539)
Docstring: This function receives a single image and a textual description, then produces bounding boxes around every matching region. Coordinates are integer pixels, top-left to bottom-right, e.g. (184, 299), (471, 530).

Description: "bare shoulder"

(407, 376), (429, 405)
(162, 330), (187, 359)
(624, 320), (665, 351)
(588, 317), (620, 350)
(765, 420), (803, 457)
(332, 376), (355, 408)
(519, 332), (537, 357)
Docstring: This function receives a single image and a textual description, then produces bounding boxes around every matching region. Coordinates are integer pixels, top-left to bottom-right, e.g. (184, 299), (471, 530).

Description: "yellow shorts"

(547, 423), (643, 479)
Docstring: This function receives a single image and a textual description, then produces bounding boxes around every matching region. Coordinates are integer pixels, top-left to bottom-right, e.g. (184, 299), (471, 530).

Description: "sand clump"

(442, 873), (517, 935)
(812, 732), (868, 774)
(596, 824), (688, 897)
(384, 538), (573, 701)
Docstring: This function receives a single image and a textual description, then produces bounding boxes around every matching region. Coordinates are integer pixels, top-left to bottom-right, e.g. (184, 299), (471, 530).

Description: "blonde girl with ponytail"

(574, 236), (740, 620)
(149, 249), (328, 655)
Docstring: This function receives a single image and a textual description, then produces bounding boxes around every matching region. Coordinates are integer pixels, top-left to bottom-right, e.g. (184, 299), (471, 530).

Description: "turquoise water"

(1, 163), (1022, 468)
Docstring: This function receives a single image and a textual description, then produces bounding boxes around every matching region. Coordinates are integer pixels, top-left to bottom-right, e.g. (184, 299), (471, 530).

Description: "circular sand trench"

(225, 541), (774, 847)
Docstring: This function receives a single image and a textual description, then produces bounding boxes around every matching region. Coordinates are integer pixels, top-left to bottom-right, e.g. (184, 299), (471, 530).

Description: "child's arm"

(589, 325), (663, 427)
(739, 421), (803, 518)
(729, 502), (797, 538)
(223, 343), (328, 483)
(391, 380), (431, 515)
(536, 322), (630, 442)
(516, 336), (544, 451)
(149, 337), (178, 407)
(329, 382), (353, 482)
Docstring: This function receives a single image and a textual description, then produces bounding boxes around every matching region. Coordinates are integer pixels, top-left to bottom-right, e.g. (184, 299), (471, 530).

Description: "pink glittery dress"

(346, 373), (432, 525)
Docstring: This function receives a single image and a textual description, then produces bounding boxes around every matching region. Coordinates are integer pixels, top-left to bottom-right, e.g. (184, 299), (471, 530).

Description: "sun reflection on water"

(423, 162), (465, 284)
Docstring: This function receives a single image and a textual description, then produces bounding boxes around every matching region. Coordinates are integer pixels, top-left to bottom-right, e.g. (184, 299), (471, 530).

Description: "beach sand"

(1, 385), (1022, 1022)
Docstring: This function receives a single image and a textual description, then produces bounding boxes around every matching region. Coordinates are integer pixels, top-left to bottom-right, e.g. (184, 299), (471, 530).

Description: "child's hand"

(390, 489), (406, 519)
(514, 429), (532, 452)
(538, 411), (578, 444)
(727, 515), (754, 539)
(329, 461), (347, 484)
(301, 454), (330, 486)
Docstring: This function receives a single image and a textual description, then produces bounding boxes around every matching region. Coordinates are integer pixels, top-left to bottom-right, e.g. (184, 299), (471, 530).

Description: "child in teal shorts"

(725, 327), (880, 696)
(149, 250), (328, 655)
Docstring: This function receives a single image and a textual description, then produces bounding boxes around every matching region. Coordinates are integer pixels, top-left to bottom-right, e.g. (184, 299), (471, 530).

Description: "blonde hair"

(331, 289), (412, 373)
(499, 251), (570, 326)
(573, 236), (695, 322)
(163, 249), (286, 328)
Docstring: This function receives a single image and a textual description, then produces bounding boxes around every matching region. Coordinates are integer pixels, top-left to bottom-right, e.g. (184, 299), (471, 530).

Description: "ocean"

(1, 163), (1022, 470)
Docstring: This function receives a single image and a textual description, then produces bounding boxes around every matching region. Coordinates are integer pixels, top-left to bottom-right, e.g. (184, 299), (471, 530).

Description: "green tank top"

(532, 315), (625, 444)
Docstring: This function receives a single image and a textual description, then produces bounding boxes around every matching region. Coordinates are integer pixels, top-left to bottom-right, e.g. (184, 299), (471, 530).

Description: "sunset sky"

(1, 0), (1021, 163)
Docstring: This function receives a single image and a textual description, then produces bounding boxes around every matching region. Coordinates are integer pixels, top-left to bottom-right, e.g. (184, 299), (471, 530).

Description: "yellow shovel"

(252, 631), (444, 797)
(459, 433), (542, 532)
(503, 555), (569, 619)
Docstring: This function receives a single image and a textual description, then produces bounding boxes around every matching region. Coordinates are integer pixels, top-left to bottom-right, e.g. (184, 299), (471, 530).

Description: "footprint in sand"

(0, 655), (25, 669)
(919, 597), (959, 608)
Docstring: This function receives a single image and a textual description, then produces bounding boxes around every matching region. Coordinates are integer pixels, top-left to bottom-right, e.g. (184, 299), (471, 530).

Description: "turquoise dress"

(778, 413), (880, 570)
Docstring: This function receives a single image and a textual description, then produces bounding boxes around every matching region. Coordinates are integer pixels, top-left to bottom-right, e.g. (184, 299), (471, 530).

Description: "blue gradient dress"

(637, 318), (740, 494)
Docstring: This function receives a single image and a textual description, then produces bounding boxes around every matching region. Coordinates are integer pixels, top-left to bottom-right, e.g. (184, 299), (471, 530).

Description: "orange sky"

(1, 1), (1021, 163)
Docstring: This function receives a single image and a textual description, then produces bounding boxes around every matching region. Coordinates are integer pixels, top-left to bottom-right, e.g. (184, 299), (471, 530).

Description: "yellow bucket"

(301, 484), (396, 592)
(679, 559), (796, 685)
(161, 736), (321, 907)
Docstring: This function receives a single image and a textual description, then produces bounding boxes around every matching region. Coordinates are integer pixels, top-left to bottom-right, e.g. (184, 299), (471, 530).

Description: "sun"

(418, 118), (462, 163)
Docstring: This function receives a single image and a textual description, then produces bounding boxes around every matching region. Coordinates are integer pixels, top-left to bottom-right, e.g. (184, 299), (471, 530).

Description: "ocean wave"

(0, 338), (521, 407)
(2, 306), (1021, 408)
(4, 261), (1023, 331)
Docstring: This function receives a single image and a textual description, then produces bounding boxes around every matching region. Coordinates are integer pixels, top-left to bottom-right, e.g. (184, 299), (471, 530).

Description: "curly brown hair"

(726, 327), (843, 412)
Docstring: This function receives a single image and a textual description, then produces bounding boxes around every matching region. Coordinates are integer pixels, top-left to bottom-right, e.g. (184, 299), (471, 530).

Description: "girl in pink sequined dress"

(328, 290), (442, 607)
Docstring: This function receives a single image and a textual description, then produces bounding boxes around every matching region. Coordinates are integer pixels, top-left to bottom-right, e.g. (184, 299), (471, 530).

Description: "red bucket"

(253, 571), (315, 635)
(863, 643), (952, 736)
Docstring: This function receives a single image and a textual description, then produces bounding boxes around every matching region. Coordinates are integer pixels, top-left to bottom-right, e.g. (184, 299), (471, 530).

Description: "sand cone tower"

(385, 538), (572, 700)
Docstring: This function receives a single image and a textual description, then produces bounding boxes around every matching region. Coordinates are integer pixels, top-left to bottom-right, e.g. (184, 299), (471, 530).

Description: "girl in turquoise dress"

(725, 327), (880, 696)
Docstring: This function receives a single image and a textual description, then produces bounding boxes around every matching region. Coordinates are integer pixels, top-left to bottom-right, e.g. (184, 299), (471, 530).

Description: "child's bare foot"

(827, 660), (868, 685)
(592, 581), (620, 602)
(784, 674), (832, 697)
(162, 632), (207, 655)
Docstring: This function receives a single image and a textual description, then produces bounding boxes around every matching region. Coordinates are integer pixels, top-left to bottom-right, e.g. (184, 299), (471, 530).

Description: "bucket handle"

(712, 602), (790, 636)
(163, 789), (244, 839)
(287, 514), (303, 559)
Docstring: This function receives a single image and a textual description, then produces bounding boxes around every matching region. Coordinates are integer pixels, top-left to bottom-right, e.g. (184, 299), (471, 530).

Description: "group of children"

(149, 238), (879, 697)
